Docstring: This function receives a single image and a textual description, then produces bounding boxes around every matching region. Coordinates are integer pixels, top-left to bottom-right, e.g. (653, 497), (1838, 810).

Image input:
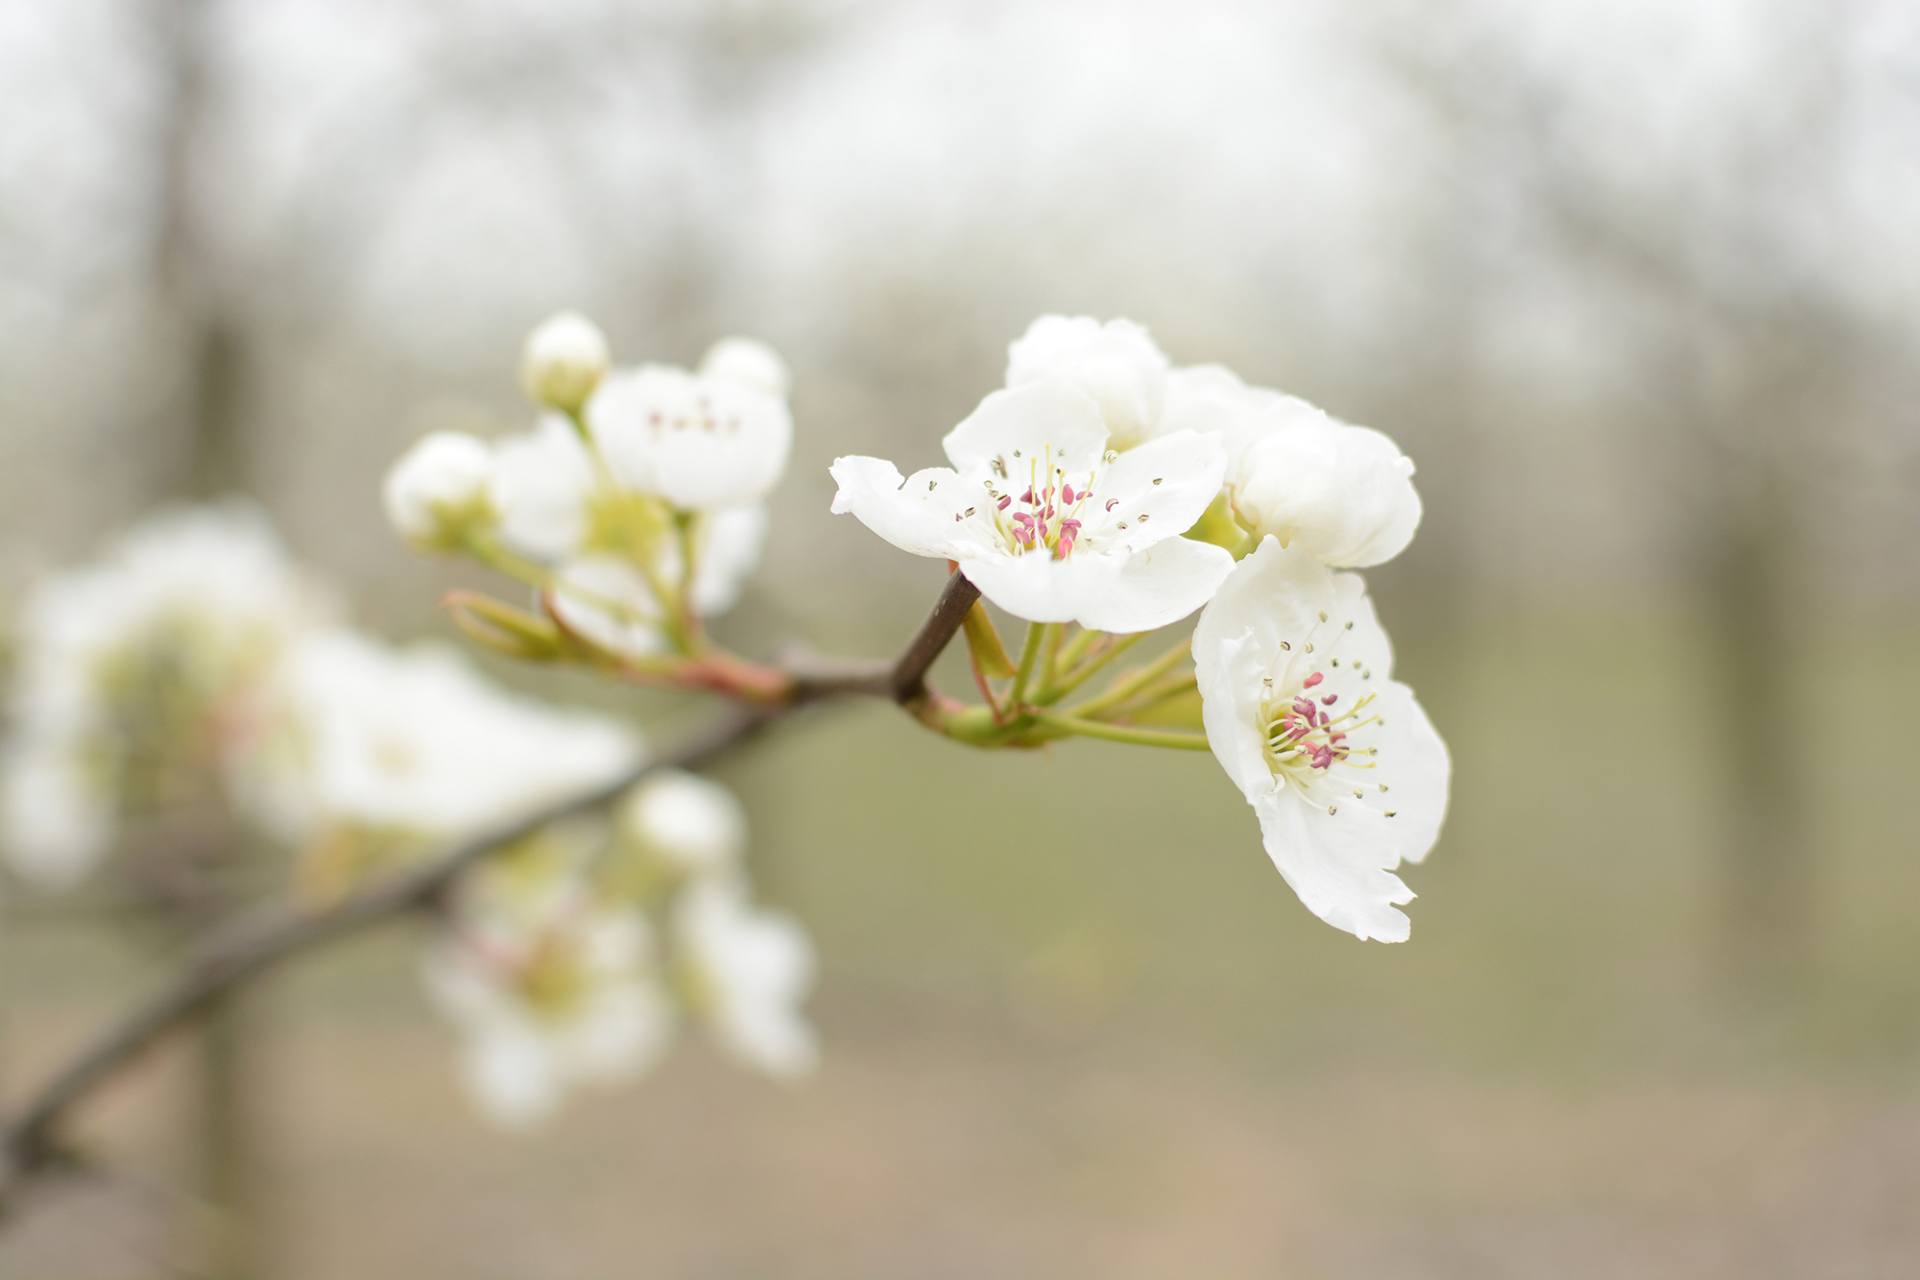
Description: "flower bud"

(1227, 401), (1421, 569)
(617, 769), (746, 877)
(699, 336), (790, 400)
(520, 311), (610, 414)
(383, 432), (495, 550)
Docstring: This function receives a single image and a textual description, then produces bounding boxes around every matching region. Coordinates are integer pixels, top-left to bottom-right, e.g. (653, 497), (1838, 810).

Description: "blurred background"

(3, 0), (1918, 1275)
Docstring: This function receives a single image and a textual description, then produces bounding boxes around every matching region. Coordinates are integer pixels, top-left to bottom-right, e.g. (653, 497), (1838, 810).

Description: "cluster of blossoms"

(0, 503), (815, 1128)
(391, 311), (1449, 942)
(829, 316), (1450, 941)
(383, 312), (791, 673)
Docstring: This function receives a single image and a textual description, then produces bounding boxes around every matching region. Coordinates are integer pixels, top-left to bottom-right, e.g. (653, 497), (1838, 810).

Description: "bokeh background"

(3, 0), (1919, 1275)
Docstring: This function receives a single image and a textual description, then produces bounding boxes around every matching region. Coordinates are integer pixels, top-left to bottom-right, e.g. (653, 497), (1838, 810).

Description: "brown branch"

(0, 569), (981, 1213)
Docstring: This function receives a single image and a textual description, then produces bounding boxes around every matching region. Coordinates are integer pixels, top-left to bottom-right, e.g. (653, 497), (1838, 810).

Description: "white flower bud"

(1227, 400), (1421, 569)
(1005, 315), (1170, 449)
(520, 311), (610, 414)
(383, 431), (495, 549)
(617, 769), (747, 876)
(699, 336), (790, 400)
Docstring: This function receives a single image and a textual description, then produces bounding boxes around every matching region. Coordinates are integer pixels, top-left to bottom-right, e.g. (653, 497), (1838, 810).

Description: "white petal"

(1230, 408), (1422, 569)
(960, 536), (1232, 633)
(1071, 537), (1234, 634)
(489, 417), (596, 562)
(587, 365), (792, 509)
(940, 383), (1108, 478)
(699, 336), (790, 399)
(1365, 681), (1452, 865)
(1083, 429), (1227, 553)
(688, 506), (767, 617)
(1195, 627), (1279, 799)
(1159, 364), (1292, 463)
(1253, 789), (1415, 943)
(955, 552), (1091, 625)
(828, 456), (976, 559)
(1194, 536), (1394, 689)
(1005, 315), (1170, 449)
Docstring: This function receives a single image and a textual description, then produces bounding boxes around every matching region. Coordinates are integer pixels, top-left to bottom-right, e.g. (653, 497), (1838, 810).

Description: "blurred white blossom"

(426, 860), (672, 1129)
(584, 338), (794, 511)
(0, 503), (330, 886)
(251, 628), (641, 845)
(617, 768), (748, 878)
(383, 431), (496, 550)
(675, 875), (818, 1077)
(520, 311), (611, 416)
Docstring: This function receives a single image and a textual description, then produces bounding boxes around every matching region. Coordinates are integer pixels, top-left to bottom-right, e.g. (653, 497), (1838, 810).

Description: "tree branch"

(0, 569), (982, 1213)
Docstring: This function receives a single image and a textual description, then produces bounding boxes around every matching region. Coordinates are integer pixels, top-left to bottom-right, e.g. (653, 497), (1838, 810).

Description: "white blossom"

(487, 416), (599, 563)
(1005, 315), (1170, 450)
(617, 769), (747, 878)
(584, 339), (794, 510)
(253, 629), (640, 842)
(1193, 537), (1450, 942)
(675, 876), (818, 1077)
(519, 311), (610, 415)
(830, 382), (1234, 632)
(0, 742), (110, 891)
(383, 431), (494, 548)
(425, 886), (671, 1129)
(0, 504), (327, 886)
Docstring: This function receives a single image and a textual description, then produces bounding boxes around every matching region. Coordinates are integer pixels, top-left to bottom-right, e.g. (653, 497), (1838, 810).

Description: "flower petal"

(956, 551), (1089, 625)
(489, 417), (596, 562)
(1253, 788), (1415, 943)
(828, 456), (979, 559)
(1086, 429), (1227, 553)
(1005, 315), (1169, 449)
(940, 383), (1108, 478)
(1072, 536), (1234, 633)
(689, 505), (767, 616)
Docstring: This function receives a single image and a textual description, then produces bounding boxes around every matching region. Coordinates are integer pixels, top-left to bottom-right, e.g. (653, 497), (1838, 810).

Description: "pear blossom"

(1193, 537), (1450, 942)
(425, 886), (671, 1129)
(674, 876), (818, 1077)
(0, 504), (328, 886)
(584, 338), (794, 510)
(251, 629), (641, 844)
(616, 769), (747, 878)
(519, 311), (610, 415)
(383, 431), (495, 548)
(1005, 315), (1170, 450)
(829, 383), (1234, 632)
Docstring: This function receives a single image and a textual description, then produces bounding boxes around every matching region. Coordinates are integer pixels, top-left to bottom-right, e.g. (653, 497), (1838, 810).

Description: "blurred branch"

(0, 569), (980, 1217)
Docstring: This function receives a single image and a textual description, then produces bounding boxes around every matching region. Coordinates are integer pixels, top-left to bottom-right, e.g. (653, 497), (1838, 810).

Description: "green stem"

(465, 532), (552, 589)
(1068, 638), (1193, 719)
(1031, 713), (1212, 751)
(1007, 621), (1052, 709)
(1036, 632), (1144, 706)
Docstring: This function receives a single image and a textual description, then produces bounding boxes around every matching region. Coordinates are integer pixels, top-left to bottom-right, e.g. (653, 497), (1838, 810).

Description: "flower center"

(1258, 612), (1396, 818)
(969, 446), (1114, 560)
